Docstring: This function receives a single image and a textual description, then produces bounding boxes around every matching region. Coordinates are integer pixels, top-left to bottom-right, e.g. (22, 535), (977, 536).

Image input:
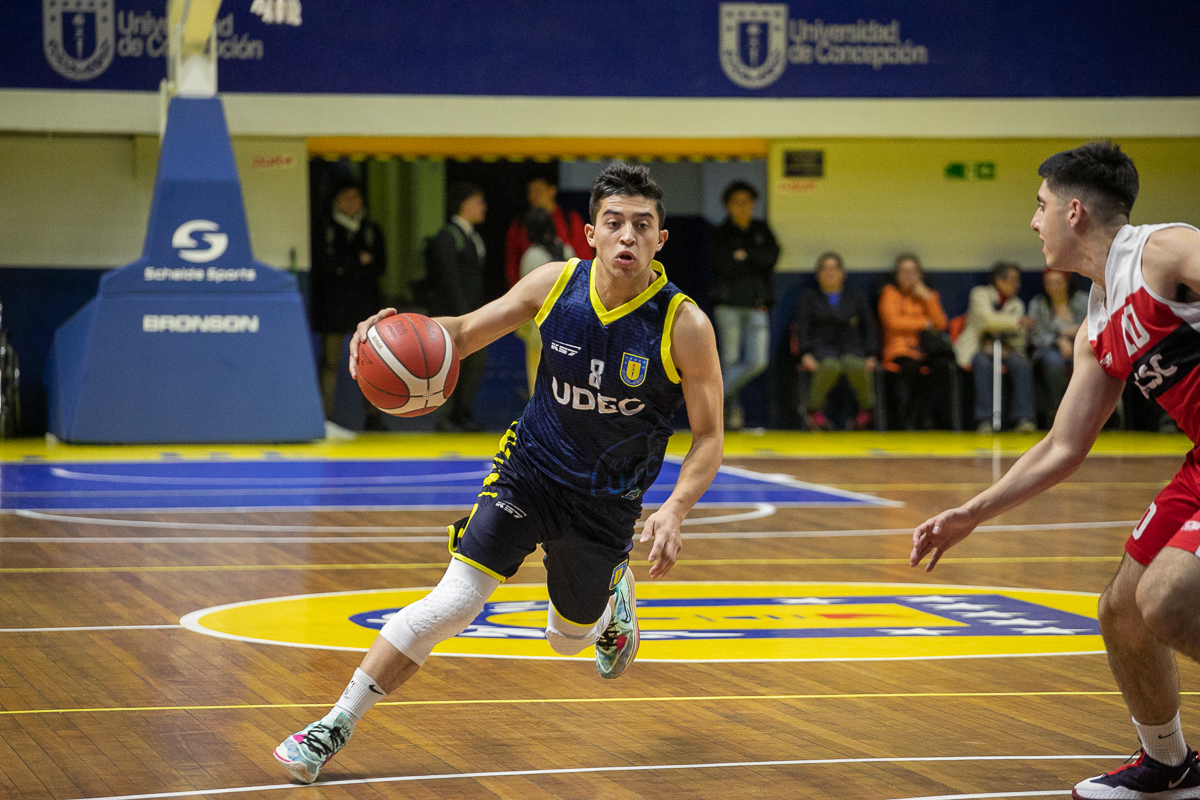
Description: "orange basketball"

(355, 313), (459, 417)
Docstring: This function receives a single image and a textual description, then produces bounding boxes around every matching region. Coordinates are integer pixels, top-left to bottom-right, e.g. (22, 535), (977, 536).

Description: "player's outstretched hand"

(640, 508), (683, 579)
(910, 507), (978, 572)
(348, 308), (397, 380)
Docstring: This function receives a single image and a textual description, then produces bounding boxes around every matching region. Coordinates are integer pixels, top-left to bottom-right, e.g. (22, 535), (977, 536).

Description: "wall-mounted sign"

(945, 162), (997, 181)
(784, 149), (824, 178)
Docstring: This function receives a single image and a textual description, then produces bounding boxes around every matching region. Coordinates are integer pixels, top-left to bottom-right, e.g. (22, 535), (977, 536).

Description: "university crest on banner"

(719, 2), (788, 89)
(43, 0), (115, 81)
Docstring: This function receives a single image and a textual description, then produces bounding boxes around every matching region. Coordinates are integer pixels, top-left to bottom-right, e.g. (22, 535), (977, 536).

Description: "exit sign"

(946, 161), (996, 180)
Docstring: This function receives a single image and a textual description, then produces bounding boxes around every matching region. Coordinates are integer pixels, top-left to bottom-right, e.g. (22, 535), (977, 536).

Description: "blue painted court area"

(0, 460), (892, 511)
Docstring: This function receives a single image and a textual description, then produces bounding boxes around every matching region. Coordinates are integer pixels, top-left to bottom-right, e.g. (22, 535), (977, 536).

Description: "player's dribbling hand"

(640, 509), (683, 579)
(910, 507), (978, 572)
(348, 308), (397, 380)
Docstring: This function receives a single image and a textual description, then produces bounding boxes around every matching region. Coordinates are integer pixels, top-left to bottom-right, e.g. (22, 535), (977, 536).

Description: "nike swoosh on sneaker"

(1169, 774), (1187, 789)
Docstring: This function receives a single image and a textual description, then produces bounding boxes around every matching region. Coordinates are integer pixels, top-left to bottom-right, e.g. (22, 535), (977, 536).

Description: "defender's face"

(1031, 179), (1069, 269)
(586, 195), (667, 279)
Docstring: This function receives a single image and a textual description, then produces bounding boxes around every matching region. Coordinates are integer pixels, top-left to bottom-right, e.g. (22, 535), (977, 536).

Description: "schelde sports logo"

(172, 220), (229, 264)
(180, 582), (1104, 663)
(44, 0), (115, 81)
(719, 2), (930, 90)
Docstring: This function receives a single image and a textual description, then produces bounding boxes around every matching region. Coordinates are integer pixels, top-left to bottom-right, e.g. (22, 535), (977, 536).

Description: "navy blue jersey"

(517, 258), (692, 500)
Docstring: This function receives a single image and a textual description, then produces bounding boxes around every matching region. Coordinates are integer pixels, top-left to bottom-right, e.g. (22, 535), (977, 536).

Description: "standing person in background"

(711, 180), (780, 431)
(504, 173), (592, 289)
(878, 253), (951, 430)
(427, 182), (488, 432)
(796, 252), (877, 431)
(310, 180), (386, 423)
(1028, 268), (1088, 422)
(954, 261), (1037, 433)
(513, 207), (576, 397)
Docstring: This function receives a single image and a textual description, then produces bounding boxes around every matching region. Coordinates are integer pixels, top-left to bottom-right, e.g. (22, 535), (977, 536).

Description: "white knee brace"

(544, 603), (612, 656)
(379, 558), (500, 666)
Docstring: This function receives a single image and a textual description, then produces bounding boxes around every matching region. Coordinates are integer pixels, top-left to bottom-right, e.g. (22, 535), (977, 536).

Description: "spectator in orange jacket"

(878, 253), (950, 430)
(504, 173), (592, 288)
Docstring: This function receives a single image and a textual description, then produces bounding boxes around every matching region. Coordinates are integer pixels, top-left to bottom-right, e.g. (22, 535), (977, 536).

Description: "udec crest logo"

(44, 0), (115, 81)
(181, 581), (1103, 663)
(719, 3), (788, 89)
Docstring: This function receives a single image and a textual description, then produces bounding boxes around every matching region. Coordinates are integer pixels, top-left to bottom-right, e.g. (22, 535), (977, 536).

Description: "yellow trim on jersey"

(590, 260), (668, 326)
(534, 258), (580, 327)
(451, 553), (508, 583)
(660, 293), (695, 384)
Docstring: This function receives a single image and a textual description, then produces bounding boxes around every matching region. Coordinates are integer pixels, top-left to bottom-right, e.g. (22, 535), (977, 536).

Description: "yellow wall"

(768, 138), (1200, 272)
(0, 134), (309, 269)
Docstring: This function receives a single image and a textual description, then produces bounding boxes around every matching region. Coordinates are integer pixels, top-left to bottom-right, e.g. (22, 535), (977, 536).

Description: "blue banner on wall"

(3, 1), (1197, 98)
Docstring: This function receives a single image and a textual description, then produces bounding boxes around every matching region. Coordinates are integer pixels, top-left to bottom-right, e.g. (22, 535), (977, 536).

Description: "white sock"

(323, 668), (386, 725)
(1134, 712), (1187, 766)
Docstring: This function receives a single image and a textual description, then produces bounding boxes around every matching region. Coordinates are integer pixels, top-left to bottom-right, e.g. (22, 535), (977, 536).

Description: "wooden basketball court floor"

(2, 430), (1197, 800)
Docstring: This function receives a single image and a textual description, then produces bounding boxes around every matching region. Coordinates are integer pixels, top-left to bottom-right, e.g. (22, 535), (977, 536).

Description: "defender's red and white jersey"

(1088, 222), (1200, 444)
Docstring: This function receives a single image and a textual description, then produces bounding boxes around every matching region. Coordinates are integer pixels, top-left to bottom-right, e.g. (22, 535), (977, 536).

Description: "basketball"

(355, 313), (459, 417)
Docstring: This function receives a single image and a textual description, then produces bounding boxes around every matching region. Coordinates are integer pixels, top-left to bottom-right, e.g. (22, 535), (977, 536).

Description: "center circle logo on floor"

(180, 582), (1102, 662)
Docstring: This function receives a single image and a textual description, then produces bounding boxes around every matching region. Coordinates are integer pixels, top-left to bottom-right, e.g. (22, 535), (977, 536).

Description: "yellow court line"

(7, 690), (1197, 717)
(1, 430), (1191, 462)
(0, 556), (1124, 574)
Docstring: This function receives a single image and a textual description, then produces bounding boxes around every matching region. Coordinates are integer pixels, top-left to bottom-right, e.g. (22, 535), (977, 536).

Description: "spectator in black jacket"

(311, 180), (386, 420)
(796, 252), (877, 430)
(427, 182), (488, 431)
(711, 181), (780, 430)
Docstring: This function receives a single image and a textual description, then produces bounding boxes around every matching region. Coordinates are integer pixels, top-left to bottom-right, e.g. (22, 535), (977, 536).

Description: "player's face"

(1031, 180), (1071, 269)
(585, 195), (668, 280)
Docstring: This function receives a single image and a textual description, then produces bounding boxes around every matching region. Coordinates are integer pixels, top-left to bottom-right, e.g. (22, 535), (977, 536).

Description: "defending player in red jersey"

(910, 141), (1200, 800)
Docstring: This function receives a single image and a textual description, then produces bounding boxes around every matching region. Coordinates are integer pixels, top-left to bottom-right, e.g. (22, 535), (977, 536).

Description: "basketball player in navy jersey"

(911, 142), (1200, 800)
(274, 162), (724, 784)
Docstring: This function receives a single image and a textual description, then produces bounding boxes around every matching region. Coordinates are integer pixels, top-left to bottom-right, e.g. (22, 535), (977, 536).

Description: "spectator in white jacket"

(953, 261), (1036, 433)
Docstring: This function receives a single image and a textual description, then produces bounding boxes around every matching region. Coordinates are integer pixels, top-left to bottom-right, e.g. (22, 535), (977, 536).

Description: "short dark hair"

(1037, 141), (1139, 226)
(722, 180), (759, 205)
(815, 251), (844, 271)
(447, 181), (483, 218)
(588, 161), (666, 227)
(526, 170), (558, 188)
(989, 261), (1021, 285)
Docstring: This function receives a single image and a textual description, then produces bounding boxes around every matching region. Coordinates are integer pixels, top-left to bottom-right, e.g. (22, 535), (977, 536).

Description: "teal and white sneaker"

(273, 712), (354, 784)
(596, 569), (639, 679)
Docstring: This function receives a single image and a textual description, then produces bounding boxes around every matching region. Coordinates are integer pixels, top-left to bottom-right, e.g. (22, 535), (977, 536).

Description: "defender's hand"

(910, 507), (978, 572)
(640, 508), (683, 579)
(349, 308), (397, 380)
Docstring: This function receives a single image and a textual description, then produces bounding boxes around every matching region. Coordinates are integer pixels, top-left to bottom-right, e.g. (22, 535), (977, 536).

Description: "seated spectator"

(953, 261), (1036, 433)
(878, 253), (951, 430)
(1028, 268), (1088, 423)
(514, 208), (576, 398)
(796, 252), (877, 430)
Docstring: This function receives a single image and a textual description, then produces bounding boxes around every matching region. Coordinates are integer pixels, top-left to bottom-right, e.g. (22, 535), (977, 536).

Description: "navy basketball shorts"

(448, 437), (640, 626)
